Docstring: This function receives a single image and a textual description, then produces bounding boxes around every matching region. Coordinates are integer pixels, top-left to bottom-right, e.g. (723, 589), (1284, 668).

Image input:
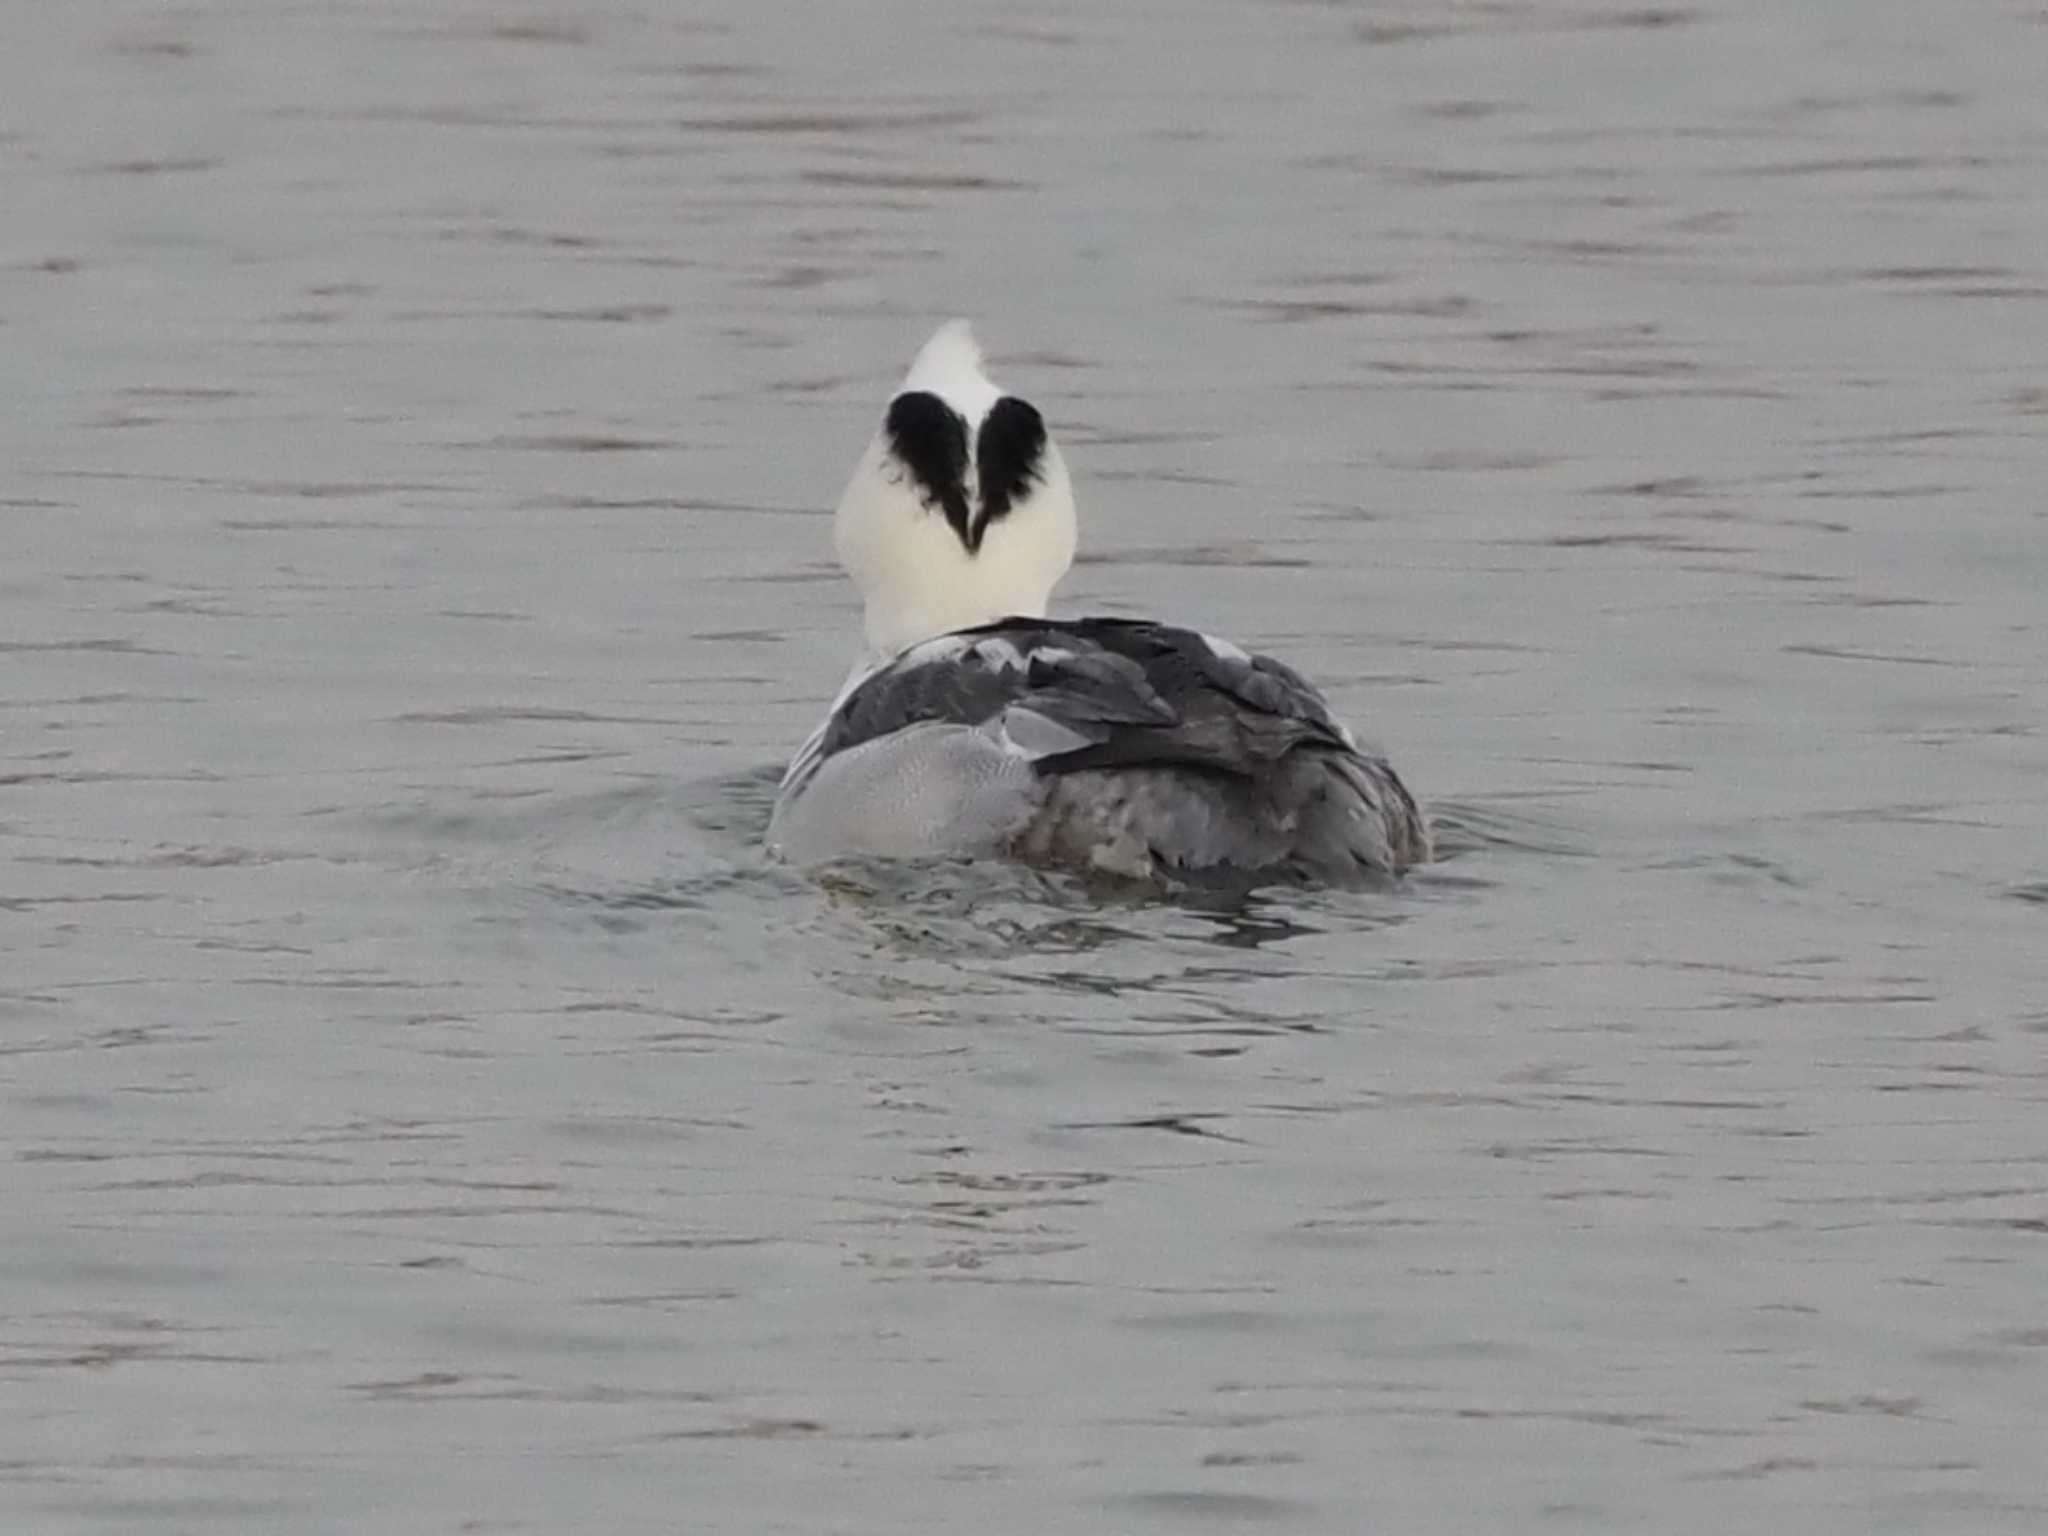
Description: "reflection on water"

(7, 0), (2048, 1531)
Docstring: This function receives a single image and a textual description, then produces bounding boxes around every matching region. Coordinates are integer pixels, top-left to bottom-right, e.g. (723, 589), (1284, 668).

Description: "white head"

(834, 320), (1077, 659)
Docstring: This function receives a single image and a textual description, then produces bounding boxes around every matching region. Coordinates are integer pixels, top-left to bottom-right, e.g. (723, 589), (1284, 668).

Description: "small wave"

(1427, 797), (1597, 860)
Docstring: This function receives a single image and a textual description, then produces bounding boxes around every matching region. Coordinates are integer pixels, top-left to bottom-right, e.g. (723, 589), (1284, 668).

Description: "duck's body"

(768, 323), (1429, 887)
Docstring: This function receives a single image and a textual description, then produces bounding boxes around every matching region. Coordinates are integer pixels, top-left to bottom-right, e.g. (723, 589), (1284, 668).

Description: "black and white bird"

(768, 321), (1430, 887)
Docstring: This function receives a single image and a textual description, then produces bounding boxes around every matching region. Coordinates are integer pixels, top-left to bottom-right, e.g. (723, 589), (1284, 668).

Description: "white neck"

(852, 478), (1067, 658)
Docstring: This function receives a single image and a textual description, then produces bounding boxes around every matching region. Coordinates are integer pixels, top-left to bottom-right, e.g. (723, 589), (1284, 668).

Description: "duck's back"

(771, 617), (1429, 885)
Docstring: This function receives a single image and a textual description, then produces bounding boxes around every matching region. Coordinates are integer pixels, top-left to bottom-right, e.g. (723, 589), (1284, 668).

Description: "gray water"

(6, 2), (2047, 1531)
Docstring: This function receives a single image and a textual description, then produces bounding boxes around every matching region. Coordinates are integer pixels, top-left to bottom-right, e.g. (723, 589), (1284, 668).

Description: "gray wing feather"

(818, 627), (1169, 762)
(820, 619), (1353, 781)
(1026, 630), (1353, 780)
(789, 617), (1429, 880)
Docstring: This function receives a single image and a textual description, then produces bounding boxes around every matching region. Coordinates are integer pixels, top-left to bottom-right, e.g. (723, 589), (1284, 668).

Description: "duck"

(768, 321), (1429, 887)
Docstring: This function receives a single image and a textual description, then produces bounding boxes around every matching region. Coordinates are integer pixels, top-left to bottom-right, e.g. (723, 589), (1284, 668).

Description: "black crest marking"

(976, 396), (1047, 537)
(884, 390), (971, 548)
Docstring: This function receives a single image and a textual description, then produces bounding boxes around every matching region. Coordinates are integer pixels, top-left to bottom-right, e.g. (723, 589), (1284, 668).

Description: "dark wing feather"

(820, 617), (1354, 781)
(1026, 621), (1352, 778)
(817, 623), (1164, 762)
(819, 648), (1011, 760)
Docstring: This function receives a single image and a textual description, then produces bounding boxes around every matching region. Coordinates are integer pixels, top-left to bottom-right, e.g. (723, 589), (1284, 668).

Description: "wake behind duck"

(768, 322), (1429, 888)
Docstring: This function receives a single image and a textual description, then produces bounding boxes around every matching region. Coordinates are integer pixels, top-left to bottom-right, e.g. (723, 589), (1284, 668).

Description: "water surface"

(5, 2), (2047, 1531)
